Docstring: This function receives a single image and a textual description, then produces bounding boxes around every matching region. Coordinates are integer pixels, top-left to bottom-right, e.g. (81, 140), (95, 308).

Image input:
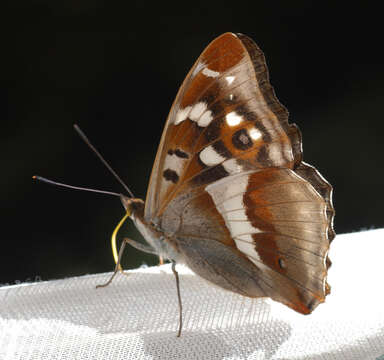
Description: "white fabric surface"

(1, 229), (384, 360)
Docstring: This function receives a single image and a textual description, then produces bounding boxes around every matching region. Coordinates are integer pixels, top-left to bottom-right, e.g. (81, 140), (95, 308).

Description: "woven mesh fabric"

(1, 229), (384, 360)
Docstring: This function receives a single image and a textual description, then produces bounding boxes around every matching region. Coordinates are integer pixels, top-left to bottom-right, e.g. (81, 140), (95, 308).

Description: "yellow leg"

(96, 237), (129, 288)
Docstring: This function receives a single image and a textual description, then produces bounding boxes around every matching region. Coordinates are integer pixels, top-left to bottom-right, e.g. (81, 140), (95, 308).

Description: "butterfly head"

(120, 195), (144, 218)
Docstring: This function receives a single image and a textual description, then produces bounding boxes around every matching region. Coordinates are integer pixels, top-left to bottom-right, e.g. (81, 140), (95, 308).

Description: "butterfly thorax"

(120, 195), (181, 261)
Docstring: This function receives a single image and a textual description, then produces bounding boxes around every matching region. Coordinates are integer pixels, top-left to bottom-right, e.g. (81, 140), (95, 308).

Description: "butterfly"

(59, 32), (335, 337)
(100, 32), (336, 335)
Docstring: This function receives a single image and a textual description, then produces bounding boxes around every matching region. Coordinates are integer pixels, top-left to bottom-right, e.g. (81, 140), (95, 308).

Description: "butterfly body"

(121, 197), (181, 262)
(123, 32), (334, 316)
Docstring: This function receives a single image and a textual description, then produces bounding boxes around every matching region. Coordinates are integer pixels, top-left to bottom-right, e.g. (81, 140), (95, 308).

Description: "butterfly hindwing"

(162, 168), (330, 313)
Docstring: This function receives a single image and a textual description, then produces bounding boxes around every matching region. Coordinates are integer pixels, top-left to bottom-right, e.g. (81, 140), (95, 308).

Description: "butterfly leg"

(171, 260), (183, 337)
(123, 238), (157, 255)
(96, 238), (129, 289)
(124, 237), (164, 267)
(120, 238), (157, 277)
(96, 238), (157, 289)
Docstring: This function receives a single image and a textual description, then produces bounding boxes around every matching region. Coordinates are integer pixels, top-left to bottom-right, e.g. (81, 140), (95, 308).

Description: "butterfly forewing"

(145, 33), (297, 221)
(144, 32), (334, 314)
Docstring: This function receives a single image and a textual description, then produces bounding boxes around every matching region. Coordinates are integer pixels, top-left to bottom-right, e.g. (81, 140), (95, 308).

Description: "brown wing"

(144, 32), (301, 222)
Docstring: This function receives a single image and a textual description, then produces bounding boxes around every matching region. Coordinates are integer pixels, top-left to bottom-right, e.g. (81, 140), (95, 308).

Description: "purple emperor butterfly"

(116, 32), (335, 334)
(37, 32), (335, 337)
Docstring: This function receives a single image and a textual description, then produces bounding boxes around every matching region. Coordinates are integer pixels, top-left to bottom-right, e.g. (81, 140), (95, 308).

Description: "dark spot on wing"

(168, 148), (189, 159)
(163, 169), (179, 183)
(174, 149), (189, 159)
(232, 128), (253, 150)
(192, 164), (229, 186)
(204, 117), (223, 142)
(256, 145), (273, 166)
(212, 140), (232, 159)
(200, 93), (216, 106)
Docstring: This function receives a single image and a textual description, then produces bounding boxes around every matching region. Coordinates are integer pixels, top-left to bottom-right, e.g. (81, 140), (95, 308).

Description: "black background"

(1, 2), (383, 285)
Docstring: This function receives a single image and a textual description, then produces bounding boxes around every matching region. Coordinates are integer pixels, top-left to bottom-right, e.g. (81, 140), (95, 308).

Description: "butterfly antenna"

(73, 124), (135, 198)
(32, 176), (121, 197)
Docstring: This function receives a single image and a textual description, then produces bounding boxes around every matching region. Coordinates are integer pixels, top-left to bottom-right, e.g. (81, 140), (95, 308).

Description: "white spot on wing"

(191, 61), (206, 78)
(225, 209), (248, 221)
(175, 106), (192, 125)
(202, 67), (220, 78)
(249, 128), (262, 141)
(175, 102), (213, 127)
(190, 102), (207, 121)
(222, 158), (242, 174)
(197, 110), (213, 127)
(226, 111), (243, 126)
(163, 154), (183, 176)
(206, 171), (250, 201)
(205, 172), (263, 264)
(199, 145), (226, 166)
(219, 194), (243, 212)
(225, 76), (235, 85)
(235, 233), (261, 263)
(231, 221), (261, 237)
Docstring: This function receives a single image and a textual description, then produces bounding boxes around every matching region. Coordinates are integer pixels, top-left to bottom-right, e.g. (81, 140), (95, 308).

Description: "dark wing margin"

(238, 32), (334, 278)
(296, 162), (335, 242)
(237, 33), (303, 167)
